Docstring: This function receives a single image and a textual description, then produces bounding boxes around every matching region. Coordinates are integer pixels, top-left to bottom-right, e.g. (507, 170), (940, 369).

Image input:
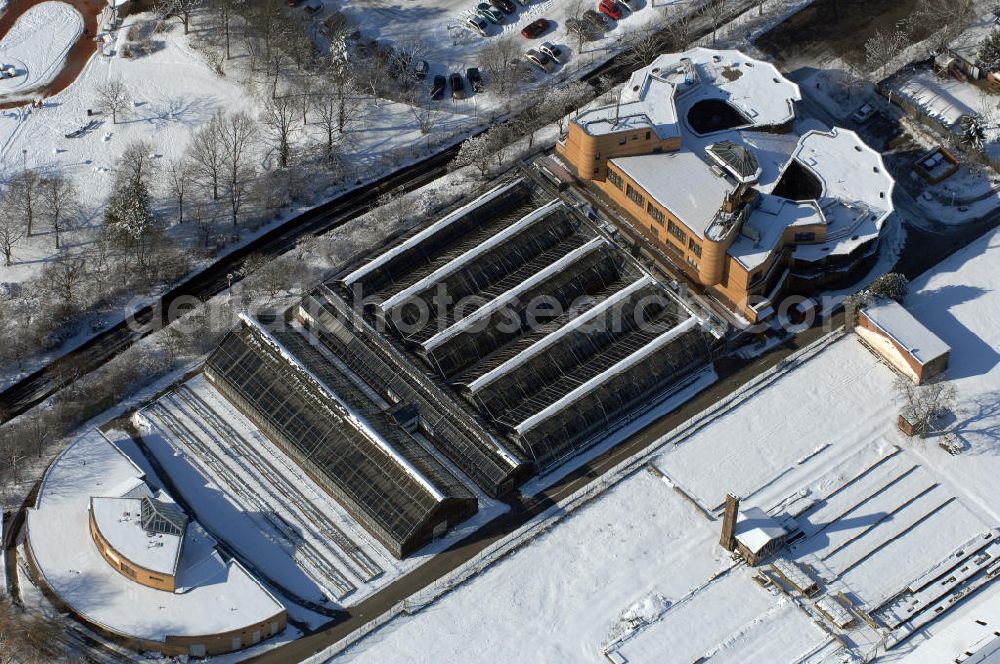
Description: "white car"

(538, 41), (563, 63)
(465, 15), (489, 36)
(525, 48), (557, 73)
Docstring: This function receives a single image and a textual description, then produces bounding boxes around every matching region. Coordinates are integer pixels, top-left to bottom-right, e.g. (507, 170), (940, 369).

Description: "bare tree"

(0, 598), (66, 662)
(0, 196), (25, 266)
(96, 77), (132, 124)
(865, 29), (909, 81)
(209, 0), (235, 59)
(661, 6), (695, 51)
(261, 95), (301, 168)
(218, 111), (258, 226)
(7, 168), (40, 236)
(38, 251), (86, 316)
(623, 27), (662, 69)
(40, 173), (79, 249)
(895, 376), (958, 437)
(188, 114), (225, 200)
(699, 0), (732, 46)
(480, 36), (522, 97)
(165, 156), (193, 224)
(119, 139), (158, 188)
(908, 0), (974, 54)
(156, 0), (201, 34)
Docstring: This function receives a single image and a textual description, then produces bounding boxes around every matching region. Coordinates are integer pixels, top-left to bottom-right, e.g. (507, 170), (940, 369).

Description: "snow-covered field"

(0, 2), (82, 101)
(129, 373), (507, 619)
(333, 225), (1000, 663)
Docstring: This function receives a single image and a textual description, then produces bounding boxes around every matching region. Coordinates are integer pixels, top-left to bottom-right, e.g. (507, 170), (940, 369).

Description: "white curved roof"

(576, 48), (801, 138)
(27, 429), (285, 642)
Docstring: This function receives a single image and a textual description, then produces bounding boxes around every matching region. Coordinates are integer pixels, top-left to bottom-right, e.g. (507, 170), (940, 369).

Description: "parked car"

(477, 3), (505, 24)
(465, 15), (489, 36)
(521, 17), (549, 38)
(538, 41), (563, 62)
(599, 0), (623, 20)
(525, 48), (557, 73)
(852, 102), (876, 124)
(431, 74), (446, 100)
(618, 0), (637, 9)
(467, 66), (484, 92)
(490, 0), (517, 14)
(413, 60), (430, 80)
(450, 72), (466, 99)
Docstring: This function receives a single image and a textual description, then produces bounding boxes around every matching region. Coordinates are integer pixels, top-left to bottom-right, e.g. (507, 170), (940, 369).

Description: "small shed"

(856, 299), (950, 385)
(913, 146), (960, 185)
(734, 506), (787, 566)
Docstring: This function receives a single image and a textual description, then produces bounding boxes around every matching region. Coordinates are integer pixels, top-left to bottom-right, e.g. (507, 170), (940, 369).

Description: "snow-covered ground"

(0, 2), (82, 102)
(128, 373), (508, 618)
(332, 224), (1000, 663)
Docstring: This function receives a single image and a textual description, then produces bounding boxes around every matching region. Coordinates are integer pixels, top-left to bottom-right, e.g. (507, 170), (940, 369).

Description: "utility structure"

(720, 493), (740, 551)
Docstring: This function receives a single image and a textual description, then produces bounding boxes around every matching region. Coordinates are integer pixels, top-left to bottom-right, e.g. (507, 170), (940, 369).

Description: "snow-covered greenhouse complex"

(197, 176), (718, 560)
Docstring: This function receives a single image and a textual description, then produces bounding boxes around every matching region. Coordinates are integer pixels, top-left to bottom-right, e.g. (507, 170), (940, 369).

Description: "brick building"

(556, 48), (895, 323)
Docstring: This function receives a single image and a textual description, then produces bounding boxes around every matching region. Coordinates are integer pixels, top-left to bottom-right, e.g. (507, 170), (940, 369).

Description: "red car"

(598, 0), (622, 20)
(521, 18), (549, 38)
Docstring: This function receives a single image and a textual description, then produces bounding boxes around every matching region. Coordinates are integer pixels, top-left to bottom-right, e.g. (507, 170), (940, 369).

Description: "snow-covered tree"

(451, 133), (494, 177)
(958, 113), (988, 150)
(978, 28), (1000, 73)
(865, 29), (909, 81)
(868, 272), (909, 302)
(105, 172), (158, 268)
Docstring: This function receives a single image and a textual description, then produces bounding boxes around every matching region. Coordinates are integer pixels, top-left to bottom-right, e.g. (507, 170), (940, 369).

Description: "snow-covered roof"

(786, 128), (894, 264)
(380, 200), (565, 312)
(729, 196), (824, 272)
(861, 299), (950, 366)
(339, 179), (525, 289)
(612, 151), (734, 240)
(903, 589), (1000, 663)
(734, 506), (786, 555)
(421, 237), (608, 352)
(27, 429), (285, 642)
(90, 495), (185, 577)
(577, 48), (800, 139)
(515, 316), (699, 435)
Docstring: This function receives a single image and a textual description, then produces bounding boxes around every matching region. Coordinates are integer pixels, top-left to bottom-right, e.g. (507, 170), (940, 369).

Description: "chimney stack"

(720, 493), (740, 551)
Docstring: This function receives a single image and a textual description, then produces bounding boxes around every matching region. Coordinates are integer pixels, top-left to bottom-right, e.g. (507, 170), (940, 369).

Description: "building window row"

(626, 183), (645, 207)
(794, 231), (816, 242)
(648, 203), (664, 224)
(608, 169), (624, 190)
(688, 239), (702, 257)
(668, 219), (686, 243)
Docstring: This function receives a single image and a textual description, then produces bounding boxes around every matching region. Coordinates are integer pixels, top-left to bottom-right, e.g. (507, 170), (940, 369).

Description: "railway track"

(0, 0), (767, 428)
(174, 385), (384, 581)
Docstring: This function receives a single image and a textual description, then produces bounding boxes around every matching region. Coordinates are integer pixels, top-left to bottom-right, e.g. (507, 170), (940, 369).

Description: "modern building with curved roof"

(557, 48), (895, 323)
(25, 429), (287, 658)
